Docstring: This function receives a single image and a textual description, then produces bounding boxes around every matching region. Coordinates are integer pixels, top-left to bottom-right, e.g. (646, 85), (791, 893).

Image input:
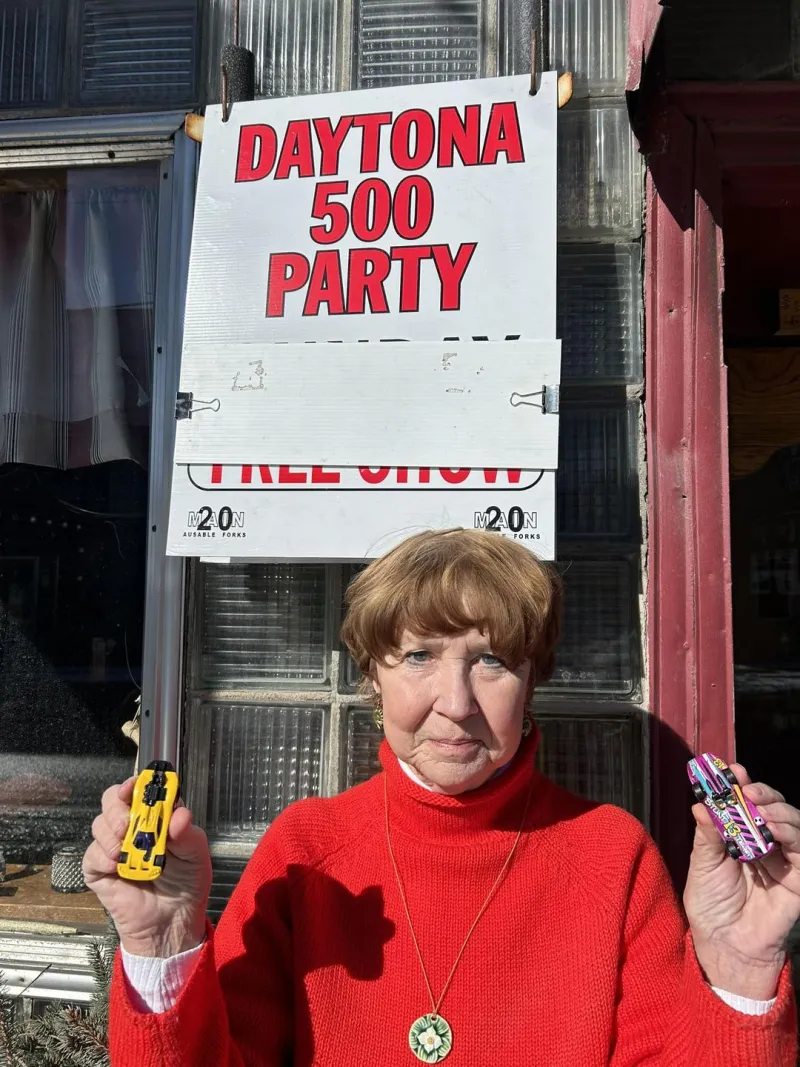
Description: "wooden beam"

(184, 73), (575, 145)
(557, 72), (574, 109)
(185, 112), (205, 144)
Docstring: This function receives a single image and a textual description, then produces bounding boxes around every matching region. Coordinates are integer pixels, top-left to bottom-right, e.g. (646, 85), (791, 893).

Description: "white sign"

(168, 72), (560, 560)
(173, 340), (560, 469)
(167, 466), (556, 561)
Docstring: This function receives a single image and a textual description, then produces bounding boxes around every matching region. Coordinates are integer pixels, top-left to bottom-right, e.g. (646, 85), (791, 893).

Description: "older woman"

(85, 530), (799, 1066)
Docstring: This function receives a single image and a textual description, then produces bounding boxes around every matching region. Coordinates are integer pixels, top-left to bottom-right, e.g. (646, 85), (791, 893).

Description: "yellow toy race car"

(117, 761), (180, 881)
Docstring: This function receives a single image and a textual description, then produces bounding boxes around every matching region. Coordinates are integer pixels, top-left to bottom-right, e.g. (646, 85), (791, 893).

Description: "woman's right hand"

(83, 778), (213, 958)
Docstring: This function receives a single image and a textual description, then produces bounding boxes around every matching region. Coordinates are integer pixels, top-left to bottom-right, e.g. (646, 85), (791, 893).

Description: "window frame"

(0, 110), (194, 1000)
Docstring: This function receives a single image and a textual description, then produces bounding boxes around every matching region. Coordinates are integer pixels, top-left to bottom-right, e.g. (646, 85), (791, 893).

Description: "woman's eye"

(478, 653), (505, 668)
(406, 650), (432, 664)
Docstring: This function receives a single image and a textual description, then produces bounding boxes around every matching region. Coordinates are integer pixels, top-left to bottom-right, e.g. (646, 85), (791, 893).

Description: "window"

(0, 163), (160, 927)
(185, 0), (646, 913)
(0, 0), (199, 112)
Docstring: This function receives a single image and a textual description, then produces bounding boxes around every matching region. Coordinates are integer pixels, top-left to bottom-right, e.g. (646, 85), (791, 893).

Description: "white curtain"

(0, 182), (158, 468)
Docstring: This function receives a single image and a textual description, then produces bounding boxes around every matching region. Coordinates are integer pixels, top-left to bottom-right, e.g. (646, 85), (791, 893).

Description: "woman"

(85, 530), (799, 1066)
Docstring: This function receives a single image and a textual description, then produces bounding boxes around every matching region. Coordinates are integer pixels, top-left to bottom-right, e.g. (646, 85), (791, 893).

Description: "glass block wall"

(0, 0), (200, 110)
(185, 0), (646, 913)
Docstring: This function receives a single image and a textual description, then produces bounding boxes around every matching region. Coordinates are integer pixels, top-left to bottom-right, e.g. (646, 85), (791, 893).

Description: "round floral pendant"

(408, 1014), (453, 1062)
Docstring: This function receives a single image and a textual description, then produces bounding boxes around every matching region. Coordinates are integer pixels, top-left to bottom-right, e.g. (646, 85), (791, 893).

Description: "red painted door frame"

(637, 82), (800, 885)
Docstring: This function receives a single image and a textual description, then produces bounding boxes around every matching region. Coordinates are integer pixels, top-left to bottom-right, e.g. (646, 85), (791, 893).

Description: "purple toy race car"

(686, 753), (776, 863)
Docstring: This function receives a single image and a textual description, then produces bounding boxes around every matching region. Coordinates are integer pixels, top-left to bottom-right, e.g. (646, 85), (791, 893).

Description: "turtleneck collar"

(380, 725), (543, 843)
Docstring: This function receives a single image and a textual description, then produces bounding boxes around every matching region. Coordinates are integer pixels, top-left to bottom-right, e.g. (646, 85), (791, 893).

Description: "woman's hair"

(341, 529), (562, 686)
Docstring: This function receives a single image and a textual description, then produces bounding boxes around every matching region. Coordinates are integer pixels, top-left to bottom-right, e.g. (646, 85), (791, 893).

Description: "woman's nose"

(432, 665), (476, 720)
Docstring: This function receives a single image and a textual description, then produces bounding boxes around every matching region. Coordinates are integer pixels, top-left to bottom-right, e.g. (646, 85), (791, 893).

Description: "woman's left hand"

(684, 765), (800, 1001)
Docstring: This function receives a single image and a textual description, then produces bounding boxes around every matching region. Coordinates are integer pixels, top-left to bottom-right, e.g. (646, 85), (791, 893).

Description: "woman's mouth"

(428, 738), (481, 754)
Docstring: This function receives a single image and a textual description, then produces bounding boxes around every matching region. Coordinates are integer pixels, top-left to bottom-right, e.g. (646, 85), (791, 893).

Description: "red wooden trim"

(626, 0), (664, 91)
(645, 105), (735, 887)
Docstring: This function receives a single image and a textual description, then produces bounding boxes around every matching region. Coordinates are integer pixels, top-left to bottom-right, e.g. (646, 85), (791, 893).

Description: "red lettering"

(240, 465), (274, 484)
(266, 253), (310, 317)
(483, 469), (522, 484)
(309, 181), (350, 244)
(419, 468), (431, 483)
(311, 466), (341, 484)
(279, 466), (307, 484)
(303, 251), (345, 316)
(347, 249), (391, 314)
(351, 178), (392, 243)
(393, 176), (434, 240)
(432, 243), (477, 311)
(391, 109), (435, 171)
(396, 468), (409, 483)
(211, 464), (223, 484)
(438, 105), (481, 167)
(275, 120), (315, 179)
(352, 112), (393, 172)
(481, 102), (525, 165)
(440, 468), (470, 484)
(313, 115), (353, 176)
(359, 467), (390, 484)
(391, 245), (431, 313)
(235, 125), (278, 182)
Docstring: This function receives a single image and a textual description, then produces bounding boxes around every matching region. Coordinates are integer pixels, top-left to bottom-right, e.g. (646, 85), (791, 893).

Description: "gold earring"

(521, 714), (534, 738)
(372, 693), (384, 730)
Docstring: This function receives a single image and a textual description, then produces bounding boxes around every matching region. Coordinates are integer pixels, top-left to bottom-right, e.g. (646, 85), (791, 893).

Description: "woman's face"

(372, 628), (532, 795)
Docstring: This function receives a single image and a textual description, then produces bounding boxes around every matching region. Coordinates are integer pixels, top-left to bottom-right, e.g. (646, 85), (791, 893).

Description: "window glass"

(0, 163), (159, 927)
(0, 0), (199, 111)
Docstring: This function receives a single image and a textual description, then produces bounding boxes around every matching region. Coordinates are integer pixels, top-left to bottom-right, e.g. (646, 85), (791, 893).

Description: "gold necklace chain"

(383, 768), (535, 1021)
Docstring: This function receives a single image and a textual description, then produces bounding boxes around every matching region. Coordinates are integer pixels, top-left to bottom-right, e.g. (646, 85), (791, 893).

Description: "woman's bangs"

(390, 561), (527, 665)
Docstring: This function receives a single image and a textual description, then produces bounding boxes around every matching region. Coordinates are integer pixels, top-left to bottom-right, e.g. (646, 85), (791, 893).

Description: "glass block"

(0, 0), (64, 108)
(537, 713), (639, 812)
(204, 0), (337, 101)
(356, 0), (483, 88)
(344, 706), (383, 788)
(77, 0), (198, 106)
(557, 403), (636, 538)
(497, 0), (541, 78)
(340, 563), (367, 691)
(558, 102), (642, 237)
(197, 563), (328, 686)
(550, 0), (627, 96)
(558, 244), (642, 382)
(208, 856), (248, 921)
(548, 560), (636, 693)
(204, 704), (325, 839)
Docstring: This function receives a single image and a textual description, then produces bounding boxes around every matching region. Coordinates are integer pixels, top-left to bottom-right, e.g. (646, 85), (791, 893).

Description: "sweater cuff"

(110, 920), (220, 1065)
(678, 933), (797, 1065)
(121, 940), (205, 1014)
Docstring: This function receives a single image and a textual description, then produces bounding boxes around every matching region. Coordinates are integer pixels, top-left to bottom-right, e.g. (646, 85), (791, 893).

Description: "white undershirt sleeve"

(120, 941), (205, 1014)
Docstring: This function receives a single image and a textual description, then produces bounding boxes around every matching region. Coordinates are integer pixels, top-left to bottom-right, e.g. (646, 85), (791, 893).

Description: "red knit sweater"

(109, 734), (798, 1066)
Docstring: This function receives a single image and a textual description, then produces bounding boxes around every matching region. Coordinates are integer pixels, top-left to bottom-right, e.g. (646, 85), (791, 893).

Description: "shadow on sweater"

(218, 861), (397, 1061)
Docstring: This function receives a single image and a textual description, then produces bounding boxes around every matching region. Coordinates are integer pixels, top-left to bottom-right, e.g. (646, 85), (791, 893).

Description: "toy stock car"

(686, 753), (775, 863)
(117, 761), (180, 881)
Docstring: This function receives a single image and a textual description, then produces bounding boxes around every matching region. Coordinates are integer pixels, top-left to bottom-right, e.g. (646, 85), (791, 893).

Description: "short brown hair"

(341, 529), (561, 685)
